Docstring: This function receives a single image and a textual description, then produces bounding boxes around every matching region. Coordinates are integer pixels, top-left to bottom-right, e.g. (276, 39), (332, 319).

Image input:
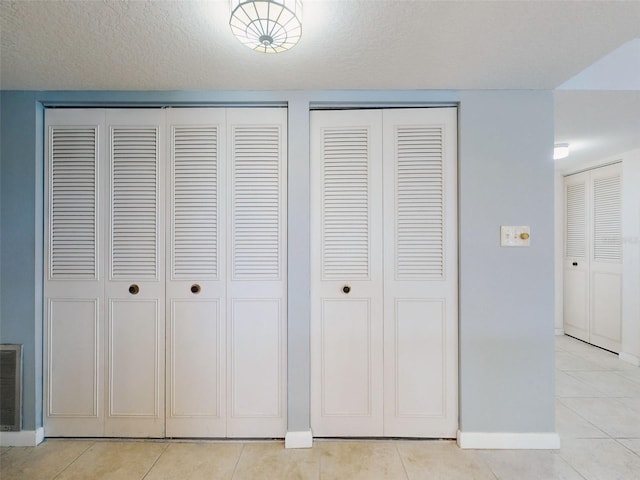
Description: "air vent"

(0, 345), (22, 432)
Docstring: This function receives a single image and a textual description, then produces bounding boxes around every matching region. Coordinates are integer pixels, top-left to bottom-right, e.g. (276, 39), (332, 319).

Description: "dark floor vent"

(0, 344), (22, 431)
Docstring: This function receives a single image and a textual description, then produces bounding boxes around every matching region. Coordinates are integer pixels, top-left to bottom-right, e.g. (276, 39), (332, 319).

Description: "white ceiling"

(1, 0), (639, 168)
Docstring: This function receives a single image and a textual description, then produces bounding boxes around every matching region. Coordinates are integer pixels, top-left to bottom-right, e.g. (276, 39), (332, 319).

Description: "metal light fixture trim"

(230, 0), (302, 53)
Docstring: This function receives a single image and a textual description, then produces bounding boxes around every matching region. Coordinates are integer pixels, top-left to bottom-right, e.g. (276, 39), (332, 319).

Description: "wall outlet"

(500, 226), (531, 247)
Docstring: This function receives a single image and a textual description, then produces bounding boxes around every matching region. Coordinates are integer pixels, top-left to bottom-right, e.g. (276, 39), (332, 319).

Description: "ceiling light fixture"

(229, 0), (302, 53)
(553, 143), (570, 160)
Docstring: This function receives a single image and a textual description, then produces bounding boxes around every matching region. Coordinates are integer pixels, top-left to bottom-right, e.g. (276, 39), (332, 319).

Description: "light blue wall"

(0, 89), (555, 435)
(458, 91), (556, 432)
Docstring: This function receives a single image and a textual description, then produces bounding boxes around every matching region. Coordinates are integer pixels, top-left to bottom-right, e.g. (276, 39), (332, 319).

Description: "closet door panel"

(382, 108), (457, 437)
(230, 299), (282, 418)
(108, 299), (160, 416)
(590, 163), (622, 352)
(310, 109), (384, 437)
(226, 108), (287, 437)
(104, 109), (165, 437)
(563, 172), (590, 341)
(44, 109), (105, 436)
(320, 299), (373, 417)
(591, 272), (622, 349)
(165, 108), (227, 437)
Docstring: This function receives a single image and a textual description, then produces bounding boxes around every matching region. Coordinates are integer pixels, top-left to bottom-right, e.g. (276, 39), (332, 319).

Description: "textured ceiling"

(1, 0), (639, 91)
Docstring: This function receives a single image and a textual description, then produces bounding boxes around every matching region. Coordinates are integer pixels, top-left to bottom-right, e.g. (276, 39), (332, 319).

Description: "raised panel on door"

(382, 108), (458, 437)
(310, 109), (384, 436)
(225, 108), (287, 437)
(590, 163), (622, 352)
(563, 172), (590, 341)
(104, 109), (165, 437)
(165, 108), (227, 437)
(44, 109), (106, 436)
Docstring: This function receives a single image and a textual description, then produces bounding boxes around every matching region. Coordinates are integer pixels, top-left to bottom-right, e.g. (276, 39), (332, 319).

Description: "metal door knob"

(190, 284), (201, 294)
(342, 285), (351, 294)
(572, 262), (578, 266)
(129, 284), (139, 295)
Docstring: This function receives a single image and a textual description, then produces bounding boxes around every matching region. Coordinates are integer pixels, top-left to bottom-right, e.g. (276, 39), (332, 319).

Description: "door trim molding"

(457, 431), (560, 450)
(619, 352), (640, 366)
(285, 430), (313, 449)
(0, 428), (45, 447)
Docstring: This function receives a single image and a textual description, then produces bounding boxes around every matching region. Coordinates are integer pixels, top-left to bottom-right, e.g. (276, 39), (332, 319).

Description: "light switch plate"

(500, 225), (531, 247)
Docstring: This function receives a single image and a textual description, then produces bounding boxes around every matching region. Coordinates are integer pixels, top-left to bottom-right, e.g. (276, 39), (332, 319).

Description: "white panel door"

(564, 171), (590, 342)
(165, 108), (227, 437)
(44, 109), (106, 436)
(563, 164), (622, 352)
(311, 108), (457, 438)
(104, 109), (165, 437)
(311, 110), (385, 436)
(382, 108), (458, 437)
(225, 108), (287, 437)
(590, 163), (622, 352)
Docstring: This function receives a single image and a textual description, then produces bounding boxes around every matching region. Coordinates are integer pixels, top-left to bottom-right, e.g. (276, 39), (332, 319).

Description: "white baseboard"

(457, 431), (560, 450)
(555, 328), (565, 336)
(619, 352), (640, 367)
(285, 430), (313, 449)
(0, 427), (45, 447)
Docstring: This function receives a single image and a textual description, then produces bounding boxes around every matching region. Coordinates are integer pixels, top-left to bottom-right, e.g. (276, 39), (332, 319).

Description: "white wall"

(621, 148), (640, 364)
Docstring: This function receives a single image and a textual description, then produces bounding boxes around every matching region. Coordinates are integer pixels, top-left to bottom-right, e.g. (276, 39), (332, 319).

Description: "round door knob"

(190, 284), (201, 294)
(572, 262), (578, 266)
(342, 285), (351, 294)
(128, 284), (140, 295)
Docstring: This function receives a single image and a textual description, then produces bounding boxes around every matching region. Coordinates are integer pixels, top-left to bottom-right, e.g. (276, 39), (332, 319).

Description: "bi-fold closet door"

(564, 163), (622, 352)
(310, 108), (458, 438)
(44, 107), (287, 438)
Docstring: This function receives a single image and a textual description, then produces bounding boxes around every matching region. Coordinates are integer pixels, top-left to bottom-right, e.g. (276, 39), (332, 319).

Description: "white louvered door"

(226, 109), (287, 437)
(104, 109), (166, 437)
(382, 109), (457, 437)
(310, 110), (384, 436)
(590, 164), (622, 352)
(45, 107), (286, 439)
(563, 172), (590, 341)
(165, 108), (227, 437)
(45, 110), (106, 436)
(563, 163), (622, 352)
(311, 108), (457, 438)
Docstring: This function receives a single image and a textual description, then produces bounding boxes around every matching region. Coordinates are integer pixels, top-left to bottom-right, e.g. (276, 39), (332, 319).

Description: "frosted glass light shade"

(554, 143), (570, 160)
(230, 0), (302, 53)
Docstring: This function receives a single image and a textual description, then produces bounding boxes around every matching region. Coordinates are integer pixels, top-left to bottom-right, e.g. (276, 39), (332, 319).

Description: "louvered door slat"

(50, 127), (98, 278)
(593, 175), (621, 262)
(231, 126), (281, 279)
(172, 126), (218, 278)
(395, 126), (444, 278)
(111, 127), (159, 279)
(322, 128), (370, 278)
(566, 183), (586, 258)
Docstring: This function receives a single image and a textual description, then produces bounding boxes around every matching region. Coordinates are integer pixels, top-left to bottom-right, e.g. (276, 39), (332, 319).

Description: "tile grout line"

(229, 442), (245, 479)
(553, 447), (590, 480)
(140, 442), (170, 480)
(612, 438), (640, 458)
(394, 443), (411, 480)
(474, 451), (501, 480)
(51, 441), (96, 480)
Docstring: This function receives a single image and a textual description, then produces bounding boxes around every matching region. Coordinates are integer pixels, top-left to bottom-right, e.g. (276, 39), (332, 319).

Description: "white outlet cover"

(500, 225), (531, 247)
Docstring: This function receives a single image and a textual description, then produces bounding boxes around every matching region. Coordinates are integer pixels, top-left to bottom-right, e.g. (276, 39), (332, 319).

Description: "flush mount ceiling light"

(553, 143), (570, 160)
(229, 0), (302, 53)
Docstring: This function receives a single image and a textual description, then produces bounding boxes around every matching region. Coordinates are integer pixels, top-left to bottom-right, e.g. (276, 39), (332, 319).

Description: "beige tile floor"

(1, 335), (639, 479)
